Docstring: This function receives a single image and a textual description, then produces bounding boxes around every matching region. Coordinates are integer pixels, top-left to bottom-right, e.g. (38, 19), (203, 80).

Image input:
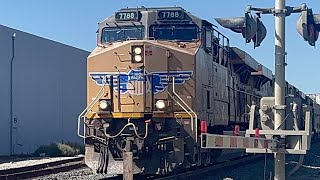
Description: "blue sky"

(0, 0), (319, 93)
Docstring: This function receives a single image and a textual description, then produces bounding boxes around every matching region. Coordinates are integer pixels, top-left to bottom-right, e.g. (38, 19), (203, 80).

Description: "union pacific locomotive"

(78, 7), (320, 175)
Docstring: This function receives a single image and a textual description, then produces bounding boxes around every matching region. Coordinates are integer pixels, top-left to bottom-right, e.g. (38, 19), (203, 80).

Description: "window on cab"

(205, 27), (212, 52)
(101, 26), (144, 43)
(149, 24), (198, 41)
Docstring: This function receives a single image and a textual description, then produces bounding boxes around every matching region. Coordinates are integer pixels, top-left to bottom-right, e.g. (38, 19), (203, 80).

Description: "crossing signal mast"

(213, 1), (320, 180)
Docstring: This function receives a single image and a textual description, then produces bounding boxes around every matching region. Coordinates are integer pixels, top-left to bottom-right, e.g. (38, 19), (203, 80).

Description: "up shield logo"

(89, 69), (193, 95)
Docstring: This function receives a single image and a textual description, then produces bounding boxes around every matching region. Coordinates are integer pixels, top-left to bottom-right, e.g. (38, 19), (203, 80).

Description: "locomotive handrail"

(175, 100), (194, 124)
(172, 76), (198, 142)
(228, 86), (261, 98)
(144, 37), (155, 40)
(117, 75), (121, 112)
(77, 75), (108, 139)
(103, 118), (150, 139)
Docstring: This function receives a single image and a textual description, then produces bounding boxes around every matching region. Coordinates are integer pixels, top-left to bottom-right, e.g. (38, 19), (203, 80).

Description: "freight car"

(78, 6), (319, 175)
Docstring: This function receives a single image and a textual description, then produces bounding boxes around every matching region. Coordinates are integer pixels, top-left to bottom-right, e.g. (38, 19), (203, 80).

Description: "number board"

(115, 11), (141, 21)
(158, 10), (184, 20)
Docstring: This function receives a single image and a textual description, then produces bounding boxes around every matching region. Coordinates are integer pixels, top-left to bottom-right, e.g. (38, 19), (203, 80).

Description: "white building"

(0, 25), (89, 155)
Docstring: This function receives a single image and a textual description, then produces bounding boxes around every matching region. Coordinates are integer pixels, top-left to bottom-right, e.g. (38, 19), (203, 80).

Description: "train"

(78, 6), (320, 175)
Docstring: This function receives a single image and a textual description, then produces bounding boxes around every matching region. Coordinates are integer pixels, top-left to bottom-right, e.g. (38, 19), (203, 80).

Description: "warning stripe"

(201, 134), (277, 149)
(230, 137), (237, 147)
(215, 136), (223, 147)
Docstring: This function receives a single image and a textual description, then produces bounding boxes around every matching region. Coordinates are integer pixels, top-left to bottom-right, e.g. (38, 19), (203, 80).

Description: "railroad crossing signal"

(296, 8), (320, 46)
(215, 12), (267, 48)
(252, 17), (267, 48)
(215, 3), (319, 180)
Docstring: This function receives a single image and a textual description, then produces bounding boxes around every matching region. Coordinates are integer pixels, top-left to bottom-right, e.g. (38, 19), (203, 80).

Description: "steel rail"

(0, 157), (84, 179)
(152, 155), (263, 180)
(101, 155), (263, 180)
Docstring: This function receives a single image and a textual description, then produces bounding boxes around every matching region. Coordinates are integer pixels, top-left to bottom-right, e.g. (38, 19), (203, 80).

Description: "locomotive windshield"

(149, 24), (198, 41)
(101, 26), (144, 43)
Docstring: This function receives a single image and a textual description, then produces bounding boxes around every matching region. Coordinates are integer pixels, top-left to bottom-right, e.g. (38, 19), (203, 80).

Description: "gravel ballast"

(11, 142), (320, 179)
(0, 156), (82, 171)
(30, 167), (116, 180)
(201, 141), (320, 180)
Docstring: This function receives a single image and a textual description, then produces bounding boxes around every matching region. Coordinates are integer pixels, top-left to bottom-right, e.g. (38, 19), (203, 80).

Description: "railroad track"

(104, 140), (320, 180)
(0, 156), (85, 180)
(101, 154), (263, 180)
(152, 140), (320, 180)
(151, 154), (263, 180)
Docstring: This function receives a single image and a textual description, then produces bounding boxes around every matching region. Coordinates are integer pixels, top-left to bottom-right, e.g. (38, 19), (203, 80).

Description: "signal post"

(213, 1), (320, 179)
(274, 0), (286, 179)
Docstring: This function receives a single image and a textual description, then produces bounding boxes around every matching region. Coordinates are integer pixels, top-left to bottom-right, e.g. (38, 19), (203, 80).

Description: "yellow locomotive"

(78, 7), (318, 175)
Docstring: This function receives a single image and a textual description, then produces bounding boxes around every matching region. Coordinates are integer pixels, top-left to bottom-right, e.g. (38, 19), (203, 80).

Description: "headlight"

(134, 55), (142, 62)
(156, 100), (166, 110)
(132, 46), (144, 63)
(99, 100), (110, 110)
(134, 47), (142, 55)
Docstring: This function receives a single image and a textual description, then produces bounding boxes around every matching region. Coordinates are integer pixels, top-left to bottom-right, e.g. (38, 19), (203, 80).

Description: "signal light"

(296, 8), (320, 46)
(131, 46), (144, 63)
(252, 17), (267, 48)
(215, 12), (267, 48)
(200, 120), (207, 134)
(234, 125), (240, 136)
(255, 128), (260, 138)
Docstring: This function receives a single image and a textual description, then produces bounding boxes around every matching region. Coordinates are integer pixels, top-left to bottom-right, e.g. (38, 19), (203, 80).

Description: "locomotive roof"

(98, 6), (205, 28)
(118, 6), (186, 12)
(231, 47), (273, 81)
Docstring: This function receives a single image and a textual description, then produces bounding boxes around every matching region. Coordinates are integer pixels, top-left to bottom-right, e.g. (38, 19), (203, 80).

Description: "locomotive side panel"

(229, 47), (273, 124)
(228, 75), (237, 122)
(195, 48), (229, 127)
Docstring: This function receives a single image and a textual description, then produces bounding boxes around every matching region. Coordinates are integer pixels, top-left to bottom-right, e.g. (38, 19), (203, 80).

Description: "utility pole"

(274, 0), (286, 179)
(10, 33), (16, 156)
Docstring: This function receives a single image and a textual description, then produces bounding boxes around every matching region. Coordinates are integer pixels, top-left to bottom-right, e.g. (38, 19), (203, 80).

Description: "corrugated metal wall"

(0, 25), (89, 155)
